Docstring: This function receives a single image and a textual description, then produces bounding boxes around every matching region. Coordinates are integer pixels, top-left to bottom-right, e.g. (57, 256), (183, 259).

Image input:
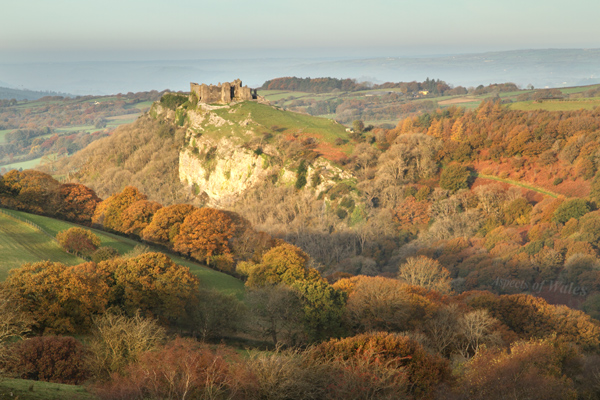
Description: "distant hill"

(0, 86), (71, 100)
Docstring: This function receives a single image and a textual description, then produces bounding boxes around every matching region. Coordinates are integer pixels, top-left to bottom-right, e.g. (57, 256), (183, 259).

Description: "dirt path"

(473, 172), (560, 198)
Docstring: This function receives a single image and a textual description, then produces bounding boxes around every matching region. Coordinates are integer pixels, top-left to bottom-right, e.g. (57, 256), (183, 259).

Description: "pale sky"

(2, 0), (599, 62)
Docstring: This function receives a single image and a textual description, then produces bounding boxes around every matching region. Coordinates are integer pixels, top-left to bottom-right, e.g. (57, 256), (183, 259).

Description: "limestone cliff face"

(161, 98), (354, 207)
(179, 136), (272, 207)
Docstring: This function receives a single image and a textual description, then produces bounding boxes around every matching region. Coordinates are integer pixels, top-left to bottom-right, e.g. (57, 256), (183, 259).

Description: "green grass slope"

(200, 101), (353, 161)
(208, 102), (348, 140)
(0, 378), (95, 400)
(2, 209), (244, 297)
(0, 211), (84, 280)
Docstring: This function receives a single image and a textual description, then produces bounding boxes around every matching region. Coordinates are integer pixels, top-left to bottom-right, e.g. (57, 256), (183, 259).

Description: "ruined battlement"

(190, 79), (257, 104)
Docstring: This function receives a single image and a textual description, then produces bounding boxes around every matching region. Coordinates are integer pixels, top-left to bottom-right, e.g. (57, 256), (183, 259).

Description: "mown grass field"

(0, 212), (84, 280)
(3, 209), (245, 297)
(0, 378), (95, 400)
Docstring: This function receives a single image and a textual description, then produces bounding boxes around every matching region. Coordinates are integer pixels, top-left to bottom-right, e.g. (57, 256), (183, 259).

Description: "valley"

(4, 76), (600, 398)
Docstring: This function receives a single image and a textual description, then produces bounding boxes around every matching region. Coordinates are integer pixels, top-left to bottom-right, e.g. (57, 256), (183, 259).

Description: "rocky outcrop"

(179, 136), (271, 206)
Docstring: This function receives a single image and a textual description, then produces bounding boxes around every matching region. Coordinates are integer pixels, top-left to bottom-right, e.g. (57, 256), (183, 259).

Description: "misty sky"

(2, 0), (600, 62)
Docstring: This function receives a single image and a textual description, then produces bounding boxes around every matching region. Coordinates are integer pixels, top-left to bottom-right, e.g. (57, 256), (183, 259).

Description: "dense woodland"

(261, 77), (455, 96)
(2, 166), (600, 399)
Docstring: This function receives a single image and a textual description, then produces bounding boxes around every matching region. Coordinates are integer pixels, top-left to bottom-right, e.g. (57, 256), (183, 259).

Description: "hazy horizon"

(2, 0), (599, 95)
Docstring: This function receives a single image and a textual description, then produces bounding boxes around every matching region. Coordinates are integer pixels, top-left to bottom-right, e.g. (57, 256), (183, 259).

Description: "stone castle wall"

(190, 79), (257, 104)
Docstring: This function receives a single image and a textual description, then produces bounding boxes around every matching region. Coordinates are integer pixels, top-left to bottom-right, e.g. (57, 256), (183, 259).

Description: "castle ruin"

(190, 79), (257, 104)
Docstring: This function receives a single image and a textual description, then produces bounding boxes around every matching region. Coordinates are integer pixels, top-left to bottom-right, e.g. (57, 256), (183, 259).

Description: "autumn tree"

(246, 284), (305, 345)
(56, 227), (101, 257)
(335, 276), (409, 333)
(97, 252), (200, 325)
(3, 261), (109, 334)
(7, 336), (89, 384)
(439, 163), (471, 192)
(173, 208), (235, 264)
(394, 196), (430, 233)
(188, 288), (246, 341)
(55, 183), (101, 224)
(141, 203), (196, 245)
(398, 256), (452, 294)
(243, 243), (321, 287)
(0, 289), (33, 363)
(467, 292), (600, 351)
(0, 169), (60, 214)
(92, 186), (147, 232)
(314, 332), (450, 399)
(87, 312), (166, 378)
(118, 199), (162, 237)
(95, 338), (239, 400)
(458, 338), (577, 400)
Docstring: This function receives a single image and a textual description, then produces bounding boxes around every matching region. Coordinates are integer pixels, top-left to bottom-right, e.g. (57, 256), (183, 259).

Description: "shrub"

(91, 246), (119, 263)
(314, 332), (450, 399)
(159, 93), (188, 110)
(398, 256), (451, 294)
(56, 227), (101, 257)
(7, 336), (88, 384)
(87, 312), (166, 378)
(295, 160), (308, 190)
(94, 338), (240, 400)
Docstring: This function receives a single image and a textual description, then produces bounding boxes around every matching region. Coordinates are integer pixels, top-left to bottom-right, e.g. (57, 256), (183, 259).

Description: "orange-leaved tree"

(173, 208), (235, 264)
(243, 243), (321, 287)
(0, 169), (60, 214)
(55, 183), (101, 225)
(119, 200), (162, 237)
(3, 261), (110, 334)
(92, 186), (147, 232)
(56, 227), (101, 257)
(458, 338), (577, 400)
(314, 332), (450, 399)
(97, 252), (200, 325)
(141, 203), (196, 246)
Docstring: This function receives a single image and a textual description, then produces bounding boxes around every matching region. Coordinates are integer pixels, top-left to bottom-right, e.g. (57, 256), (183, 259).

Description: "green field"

(0, 378), (95, 400)
(560, 84), (600, 94)
(0, 212), (84, 280)
(125, 100), (153, 111)
(508, 98), (600, 111)
(55, 125), (97, 133)
(0, 156), (49, 171)
(3, 209), (245, 297)
(0, 129), (14, 143)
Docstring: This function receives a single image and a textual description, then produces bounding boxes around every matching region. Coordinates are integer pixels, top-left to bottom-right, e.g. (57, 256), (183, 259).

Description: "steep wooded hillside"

(46, 115), (196, 206)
